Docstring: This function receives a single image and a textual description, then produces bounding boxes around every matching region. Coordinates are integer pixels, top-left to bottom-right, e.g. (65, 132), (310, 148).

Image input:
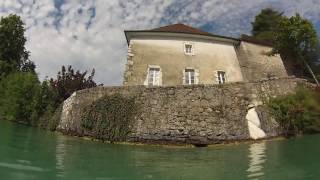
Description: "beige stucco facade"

(123, 30), (289, 86)
(124, 36), (244, 86)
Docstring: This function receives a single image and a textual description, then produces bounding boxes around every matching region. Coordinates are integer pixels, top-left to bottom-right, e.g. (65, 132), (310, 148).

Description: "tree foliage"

(0, 14), (35, 78)
(30, 80), (59, 126)
(0, 72), (39, 124)
(252, 10), (320, 83)
(0, 14), (101, 129)
(268, 86), (320, 136)
(251, 10), (320, 82)
(50, 65), (99, 101)
(251, 8), (284, 41)
(33, 65), (100, 129)
(271, 14), (319, 62)
(271, 14), (320, 84)
(33, 65), (99, 113)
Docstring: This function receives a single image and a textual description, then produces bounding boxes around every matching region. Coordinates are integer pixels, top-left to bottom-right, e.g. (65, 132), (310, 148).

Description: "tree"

(0, 14), (34, 78)
(0, 72), (40, 124)
(0, 14), (102, 128)
(315, 64), (320, 80)
(271, 14), (320, 86)
(251, 8), (284, 41)
(268, 86), (320, 136)
(30, 80), (59, 126)
(50, 65), (99, 101)
(33, 65), (100, 130)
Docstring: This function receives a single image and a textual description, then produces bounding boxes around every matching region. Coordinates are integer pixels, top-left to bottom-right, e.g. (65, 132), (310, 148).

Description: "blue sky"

(1, 0), (320, 85)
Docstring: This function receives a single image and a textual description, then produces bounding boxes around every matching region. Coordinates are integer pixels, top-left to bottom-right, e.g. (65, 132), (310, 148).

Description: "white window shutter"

(214, 71), (219, 84)
(153, 71), (157, 85)
(225, 72), (228, 83)
(182, 70), (186, 85)
(145, 65), (161, 86)
(195, 69), (199, 84)
(158, 69), (162, 86)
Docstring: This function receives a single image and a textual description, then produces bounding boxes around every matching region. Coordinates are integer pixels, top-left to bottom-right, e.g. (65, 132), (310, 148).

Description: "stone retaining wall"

(57, 77), (308, 144)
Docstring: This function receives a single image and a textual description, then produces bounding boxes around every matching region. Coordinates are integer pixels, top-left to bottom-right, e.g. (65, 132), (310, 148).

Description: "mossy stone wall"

(57, 77), (311, 144)
(81, 94), (138, 142)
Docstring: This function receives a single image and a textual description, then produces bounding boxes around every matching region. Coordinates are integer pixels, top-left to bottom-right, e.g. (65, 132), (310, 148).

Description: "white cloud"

(0, 0), (319, 85)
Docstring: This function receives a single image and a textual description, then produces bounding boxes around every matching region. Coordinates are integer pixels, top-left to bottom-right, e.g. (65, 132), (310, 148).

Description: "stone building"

(58, 24), (314, 144)
(123, 23), (289, 86)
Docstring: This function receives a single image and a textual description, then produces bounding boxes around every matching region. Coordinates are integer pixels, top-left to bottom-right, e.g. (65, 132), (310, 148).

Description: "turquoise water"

(0, 121), (320, 180)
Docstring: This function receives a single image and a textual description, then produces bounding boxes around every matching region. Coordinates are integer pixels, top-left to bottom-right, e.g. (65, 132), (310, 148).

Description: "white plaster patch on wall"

(246, 108), (266, 140)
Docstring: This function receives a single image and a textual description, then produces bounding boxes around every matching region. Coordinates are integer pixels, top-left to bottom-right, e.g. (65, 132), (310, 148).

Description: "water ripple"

(0, 162), (45, 172)
(247, 142), (266, 179)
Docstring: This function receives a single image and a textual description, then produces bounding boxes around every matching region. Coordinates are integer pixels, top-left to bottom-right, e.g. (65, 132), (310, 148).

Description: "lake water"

(1, 121), (320, 180)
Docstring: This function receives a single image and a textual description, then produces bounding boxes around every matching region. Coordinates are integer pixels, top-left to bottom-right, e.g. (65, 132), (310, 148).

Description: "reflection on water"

(55, 135), (67, 178)
(247, 142), (266, 179)
(0, 162), (45, 172)
(1, 121), (320, 180)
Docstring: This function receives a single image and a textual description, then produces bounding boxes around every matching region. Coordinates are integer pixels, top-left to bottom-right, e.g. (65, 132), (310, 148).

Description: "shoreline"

(2, 120), (302, 148)
(56, 130), (287, 148)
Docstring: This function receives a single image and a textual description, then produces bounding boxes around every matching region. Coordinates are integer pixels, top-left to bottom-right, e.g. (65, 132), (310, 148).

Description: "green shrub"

(81, 94), (138, 142)
(0, 14), (100, 129)
(0, 72), (40, 124)
(268, 86), (320, 136)
(38, 104), (63, 131)
(30, 80), (60, 126)
(34, 66), (100, 130)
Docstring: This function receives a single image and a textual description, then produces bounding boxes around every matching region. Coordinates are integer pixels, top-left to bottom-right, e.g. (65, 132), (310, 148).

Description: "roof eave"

(124, 30), (131, 45)
(124, 30), (240, 46)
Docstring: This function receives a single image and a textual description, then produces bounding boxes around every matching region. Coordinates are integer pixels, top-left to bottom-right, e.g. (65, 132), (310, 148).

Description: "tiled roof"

(125, 24), (274, 47)
(150, 23), (213, 36)
(240, 34), (273, 47)
(125, 24), (277, 47)
(124, 23), (239, 45)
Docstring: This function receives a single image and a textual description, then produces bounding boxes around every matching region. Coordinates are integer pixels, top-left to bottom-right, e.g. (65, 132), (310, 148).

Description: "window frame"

(217, 70), (227, 84)
(147, 66), (161, 86)
(184, 68), (196, 85)
(184, 42), (194, 55)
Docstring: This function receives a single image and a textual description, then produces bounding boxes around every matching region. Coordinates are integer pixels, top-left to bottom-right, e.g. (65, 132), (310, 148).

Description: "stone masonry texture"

(57, 77), (310, 145)
(236, 41), (289, 82)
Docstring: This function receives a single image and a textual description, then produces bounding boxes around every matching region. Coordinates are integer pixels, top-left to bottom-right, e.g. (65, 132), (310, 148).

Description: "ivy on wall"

(267, 86), (320, 136)
(81, 93), (138, 142)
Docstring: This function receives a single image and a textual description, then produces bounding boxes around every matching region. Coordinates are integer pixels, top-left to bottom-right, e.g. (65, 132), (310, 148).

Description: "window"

(184, 43), (193, 55)
(185, 69), (195, 85)
(217, 71), (226, 84)
(148, 67), (160, 86)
